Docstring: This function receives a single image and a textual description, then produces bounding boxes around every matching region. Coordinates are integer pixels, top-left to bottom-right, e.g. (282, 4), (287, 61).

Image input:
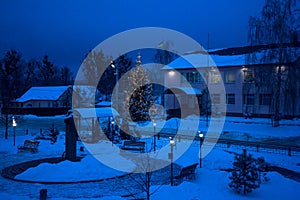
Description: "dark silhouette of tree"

(0, 49), (23, 139)
(60, 66), (73, 85)
(98, 54), (132, 101)
(24, 59), (39, 91)
(38, 55), (55, 86)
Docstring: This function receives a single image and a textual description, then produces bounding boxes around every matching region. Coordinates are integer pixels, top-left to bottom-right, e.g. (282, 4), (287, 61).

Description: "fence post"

(288, 148), (292, 156)
(40, 189), (47, 200)
(227, 141), (230, 148)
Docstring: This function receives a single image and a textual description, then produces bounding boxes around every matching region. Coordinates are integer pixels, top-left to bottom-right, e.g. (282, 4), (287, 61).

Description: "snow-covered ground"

(133, 115), (300, 144)
(15, 153), (135, 182)
(0, 114), (300, 199)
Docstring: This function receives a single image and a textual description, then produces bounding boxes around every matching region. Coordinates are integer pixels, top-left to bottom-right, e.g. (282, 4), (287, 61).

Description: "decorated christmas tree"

(120, 55), (154, 140)
(126, 55), (154, 123)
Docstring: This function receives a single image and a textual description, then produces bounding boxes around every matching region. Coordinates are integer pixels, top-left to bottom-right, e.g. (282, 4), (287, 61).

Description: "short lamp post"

(198, 131), (204, 168)
(111, 120), (115, 141)
(169, 137), (175, 186)
(153, 122), (157, 151)
(12, 116), (17, 146)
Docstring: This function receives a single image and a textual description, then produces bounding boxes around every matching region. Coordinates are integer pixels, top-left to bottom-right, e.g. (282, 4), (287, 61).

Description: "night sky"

(0, 0), (264, 71)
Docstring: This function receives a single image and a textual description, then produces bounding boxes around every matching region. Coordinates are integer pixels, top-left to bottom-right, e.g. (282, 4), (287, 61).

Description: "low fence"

(1, 107), (70, 116)
(157, 132), (300, 157)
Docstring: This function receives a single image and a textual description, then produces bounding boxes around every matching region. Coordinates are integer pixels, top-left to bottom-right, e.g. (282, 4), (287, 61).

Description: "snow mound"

(15, 155), (133, 182)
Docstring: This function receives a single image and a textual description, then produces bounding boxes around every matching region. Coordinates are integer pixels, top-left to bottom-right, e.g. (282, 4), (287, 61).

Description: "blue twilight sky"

(0, 0), (265, 71)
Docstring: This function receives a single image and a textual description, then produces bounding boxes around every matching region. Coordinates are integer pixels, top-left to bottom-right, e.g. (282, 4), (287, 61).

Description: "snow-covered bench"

(18, 139), (40, 153)
(174, 163), (198, 184)
(121, 141), (145, 152)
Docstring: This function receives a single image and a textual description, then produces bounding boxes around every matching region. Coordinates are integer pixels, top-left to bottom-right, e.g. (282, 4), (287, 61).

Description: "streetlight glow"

(169, 137), (175, 145)
(110, 61), (116, 68)
(13, 118), (17, 127)
(12, 116), (17, 146)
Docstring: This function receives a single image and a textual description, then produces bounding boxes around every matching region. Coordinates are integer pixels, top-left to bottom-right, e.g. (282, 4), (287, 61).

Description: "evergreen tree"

(256, 157), (270, 182)
(0, 49), (23, 139)
(82, 50), (110, 86)
(229, 149), (261, 195)
(119, 55), (154, 140)
(38, 55), (55, 86)
(98, 54), (132, 101)
(60, 66), (73, 85)
(126, 55), (154, 123)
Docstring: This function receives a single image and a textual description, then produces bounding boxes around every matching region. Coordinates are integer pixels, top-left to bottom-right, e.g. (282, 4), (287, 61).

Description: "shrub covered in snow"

(229, 149), (269, 194)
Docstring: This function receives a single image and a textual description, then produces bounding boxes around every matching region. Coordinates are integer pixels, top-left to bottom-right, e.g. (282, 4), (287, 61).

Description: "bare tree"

(247, 0), (300, 122)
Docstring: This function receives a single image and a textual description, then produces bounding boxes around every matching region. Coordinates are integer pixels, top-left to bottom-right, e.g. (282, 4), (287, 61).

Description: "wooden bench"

(18, 140), (40, 153)
(121, 141), (146, 152)
(174, 163), (198, 184)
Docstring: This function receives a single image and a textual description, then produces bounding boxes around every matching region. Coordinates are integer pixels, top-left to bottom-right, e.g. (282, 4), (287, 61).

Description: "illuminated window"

(225, 71), (235, 83)
(210, 71), (221, 83)
(242, 67), (254, 82)
(211, 94), (220, 104)
(181, 72), (204, 83)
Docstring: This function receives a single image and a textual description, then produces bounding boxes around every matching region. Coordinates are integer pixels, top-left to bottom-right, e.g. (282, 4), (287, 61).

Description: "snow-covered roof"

(162, 49), (300, 70)
(170, 87), (201, 95)
(73, 107), (119, 119)
(16, 86), (71, 102)
(161, 53), (246, 70)
(95, 101), (112, 107)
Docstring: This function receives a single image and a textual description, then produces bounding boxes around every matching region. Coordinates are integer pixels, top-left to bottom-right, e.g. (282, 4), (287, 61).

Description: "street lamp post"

(110, 61), (119, 111)
(12, 116), (17, 146)
(198, 131), (204, 168)
(169, 137), (175, 186)
(153, 122), (156, 151)
(111, 120), (115, 142)
(204, 72), (209, 127)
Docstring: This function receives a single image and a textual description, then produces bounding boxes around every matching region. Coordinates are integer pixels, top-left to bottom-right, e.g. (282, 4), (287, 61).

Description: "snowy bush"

(229, 149), (269, 194)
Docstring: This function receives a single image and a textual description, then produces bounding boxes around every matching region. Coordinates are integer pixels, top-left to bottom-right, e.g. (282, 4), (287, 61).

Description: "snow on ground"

(0, 114), (300, 199)
(0, 192), (31, 200)
(151, 170), (300, 200)
(133, 115), (300, 143)
(15, 154), (133, 182)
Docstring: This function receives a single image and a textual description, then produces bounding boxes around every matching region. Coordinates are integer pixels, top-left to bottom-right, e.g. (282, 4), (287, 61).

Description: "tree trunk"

(5, 115), (8, 139)
(146, 171), (150, 200)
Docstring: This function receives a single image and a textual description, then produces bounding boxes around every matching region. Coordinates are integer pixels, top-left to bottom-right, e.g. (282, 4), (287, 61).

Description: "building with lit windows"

(162, 44), (300, 119)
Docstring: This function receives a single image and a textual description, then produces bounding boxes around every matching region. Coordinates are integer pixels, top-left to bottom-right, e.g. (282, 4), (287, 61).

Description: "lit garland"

(125, 55), (154, 123)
